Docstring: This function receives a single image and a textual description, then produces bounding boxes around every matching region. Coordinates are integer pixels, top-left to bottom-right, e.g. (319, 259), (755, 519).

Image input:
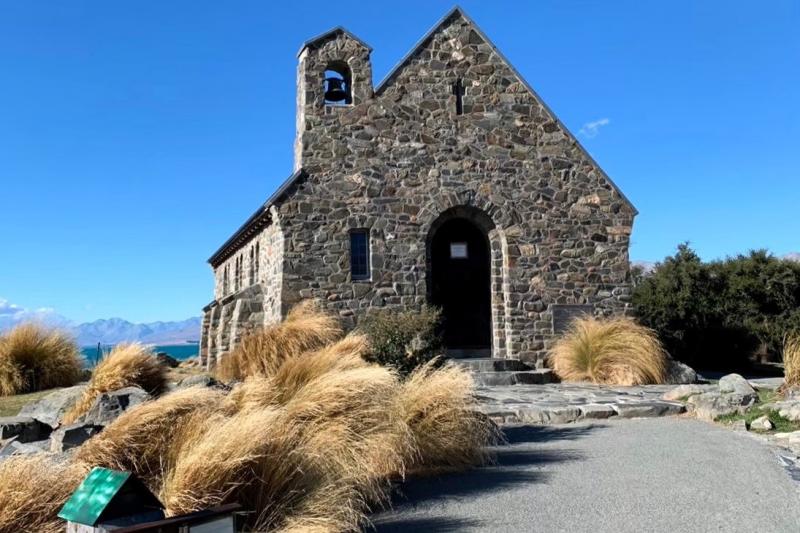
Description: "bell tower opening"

(323, 62), (352, 106)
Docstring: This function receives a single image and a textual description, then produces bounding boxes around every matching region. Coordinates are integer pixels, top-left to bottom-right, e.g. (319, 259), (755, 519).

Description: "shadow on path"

(370, 423), (604, 532)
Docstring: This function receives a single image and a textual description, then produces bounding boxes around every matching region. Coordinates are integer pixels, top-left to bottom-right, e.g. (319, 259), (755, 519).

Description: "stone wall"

(275, 11), (634, 365)
(201, 213), (285, 366)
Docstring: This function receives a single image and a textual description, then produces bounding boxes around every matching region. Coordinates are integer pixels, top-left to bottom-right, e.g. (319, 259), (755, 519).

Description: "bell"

(324, 77), (348, 102)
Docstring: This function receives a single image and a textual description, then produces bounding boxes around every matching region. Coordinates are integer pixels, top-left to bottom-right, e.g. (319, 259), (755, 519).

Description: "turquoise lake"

(80, 344), (198, 366)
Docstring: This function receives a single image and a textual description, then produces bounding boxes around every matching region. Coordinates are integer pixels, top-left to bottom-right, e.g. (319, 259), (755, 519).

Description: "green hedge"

(633, 244), (800, 370)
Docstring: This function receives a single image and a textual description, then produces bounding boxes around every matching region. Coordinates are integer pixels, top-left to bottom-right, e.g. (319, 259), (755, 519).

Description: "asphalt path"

(371, 418), (800, 532)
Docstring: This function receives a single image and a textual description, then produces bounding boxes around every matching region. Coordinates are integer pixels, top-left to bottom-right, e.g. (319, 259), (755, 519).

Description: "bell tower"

(294, 27), (373, 171)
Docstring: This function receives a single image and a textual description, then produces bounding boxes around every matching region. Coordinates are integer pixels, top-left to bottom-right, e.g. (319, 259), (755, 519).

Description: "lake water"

(80, 344), (198, 366)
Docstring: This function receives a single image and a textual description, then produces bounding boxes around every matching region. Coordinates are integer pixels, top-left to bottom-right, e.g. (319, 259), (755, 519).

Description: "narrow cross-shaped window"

(452, 78), (465, 115)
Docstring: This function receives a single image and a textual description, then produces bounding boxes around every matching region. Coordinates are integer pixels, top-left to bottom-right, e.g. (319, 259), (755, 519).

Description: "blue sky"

(0, 1), (798, 323)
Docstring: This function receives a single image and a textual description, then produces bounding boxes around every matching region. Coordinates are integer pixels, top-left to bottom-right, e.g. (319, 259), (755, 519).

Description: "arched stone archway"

(426, 205), (508, 357)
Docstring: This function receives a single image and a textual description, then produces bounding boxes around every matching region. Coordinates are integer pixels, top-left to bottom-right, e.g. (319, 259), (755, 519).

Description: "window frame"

(349, 229), (371, 281)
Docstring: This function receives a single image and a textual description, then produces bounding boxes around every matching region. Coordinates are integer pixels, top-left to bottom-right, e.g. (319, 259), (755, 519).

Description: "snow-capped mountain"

(72, 317), (201, 346)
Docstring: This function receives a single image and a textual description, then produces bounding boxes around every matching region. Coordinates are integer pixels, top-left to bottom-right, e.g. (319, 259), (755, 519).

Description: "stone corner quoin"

(200, 8), (636, 369)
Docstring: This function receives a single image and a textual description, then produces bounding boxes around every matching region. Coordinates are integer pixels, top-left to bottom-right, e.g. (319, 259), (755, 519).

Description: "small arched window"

(248, 246), (254, 286)
(255, 242), (260, 282)
(323, 62), (352, 106)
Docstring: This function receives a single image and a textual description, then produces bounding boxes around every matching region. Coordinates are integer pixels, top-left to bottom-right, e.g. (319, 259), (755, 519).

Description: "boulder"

(767, 401), (800, 422)
(18, 384), (87, 428)
(178, 374), (220, 389)
(613, 401), (685, 419)
(718, 374), (757, 398)
(662, 384), (711, 402)
(50, 422), (104, 452)
(0, 416), (52, 443)
(78, 386), (150, 426)
(0, 439), (48, 459)
(156, 352), (180, 368)
(663, 359), (698, 385)
(687, 391), (757, 421)
(749, 415), (773, 431)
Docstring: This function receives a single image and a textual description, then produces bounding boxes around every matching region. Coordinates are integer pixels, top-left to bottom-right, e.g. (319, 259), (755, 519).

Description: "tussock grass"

(216, 300), (342, 381)
(400, 360), (500, 474)
(0, 323), (82, 396)
(64, 342), (167, 424)
(548, 316), (668, 386)
(783, 332), (800, 388)
(0, 456), (89, 533)
(75, 386), (226, 487)
(1, 301), (496, 532)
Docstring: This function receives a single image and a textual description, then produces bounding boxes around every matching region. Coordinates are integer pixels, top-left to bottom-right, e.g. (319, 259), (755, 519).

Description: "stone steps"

(450, 358), (557, 386)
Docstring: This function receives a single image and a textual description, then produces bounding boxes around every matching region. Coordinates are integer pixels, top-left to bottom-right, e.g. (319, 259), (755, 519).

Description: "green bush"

(358, 306), (444, 375)
(633, 244), (800, 370)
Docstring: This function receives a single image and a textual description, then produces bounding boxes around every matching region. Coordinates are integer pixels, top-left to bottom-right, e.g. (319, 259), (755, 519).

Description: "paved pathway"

(372, 418), (800, 533)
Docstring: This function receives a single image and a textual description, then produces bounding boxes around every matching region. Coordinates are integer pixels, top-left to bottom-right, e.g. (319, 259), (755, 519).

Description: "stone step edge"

(481, 400), (687, 426)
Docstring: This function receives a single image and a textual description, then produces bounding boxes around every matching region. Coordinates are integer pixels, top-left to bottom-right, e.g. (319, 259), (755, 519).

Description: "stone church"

(200, 7), (636, 368)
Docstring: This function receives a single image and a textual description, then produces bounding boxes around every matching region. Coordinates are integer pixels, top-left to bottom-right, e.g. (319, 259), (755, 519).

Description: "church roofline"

(207, 168), (307, 267)
(375, 6), (638, 216)
(297, 26), (373, 58)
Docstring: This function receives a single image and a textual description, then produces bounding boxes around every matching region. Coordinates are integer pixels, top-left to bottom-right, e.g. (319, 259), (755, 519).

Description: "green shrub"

(358, 306), (443, 375)
(633, 244), (800, 370)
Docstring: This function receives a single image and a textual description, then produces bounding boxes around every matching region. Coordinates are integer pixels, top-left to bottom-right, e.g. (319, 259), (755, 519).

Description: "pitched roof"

(297, 26), (372, 57)
(58, 467), (163, 526)
(207, 169), (307, 266)
(375, 6), (637, 215)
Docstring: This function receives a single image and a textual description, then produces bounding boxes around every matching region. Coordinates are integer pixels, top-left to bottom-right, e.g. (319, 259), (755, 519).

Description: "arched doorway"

(428, 214), (492, 352)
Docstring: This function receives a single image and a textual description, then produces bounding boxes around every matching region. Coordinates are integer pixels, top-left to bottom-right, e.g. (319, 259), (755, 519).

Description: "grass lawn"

(0, 388), (61, 417)
(717, 389), (800, 433)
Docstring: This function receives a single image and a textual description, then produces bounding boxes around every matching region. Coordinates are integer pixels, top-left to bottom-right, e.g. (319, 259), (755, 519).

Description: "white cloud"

(579, 118), (610, 138)
(0, 298), (71, 332)
(784, 252), (800, 262)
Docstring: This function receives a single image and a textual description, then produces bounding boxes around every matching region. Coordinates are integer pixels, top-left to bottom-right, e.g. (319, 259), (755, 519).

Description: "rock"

(0, 416), (52, 443)
(718, 374), (757, 398)
(774, 431), (800, 444)
(749, 415), (773, 431)
(18, 384), (87, 428)
(775, 401), (800, 422)
(664, 359), (698, 385)
(156, 352), (180, 368)
(0, 439), (48, 459)
(662, 384), (709, 402)
(613, 401), (685, 419)
(578, 403), (616, 419)
(687, 391), (757, 421)
(79, 387), (150, 426)
(178, 374), (220, 388)
(516, 406), (581, 425)
(50, 422), (104, 452)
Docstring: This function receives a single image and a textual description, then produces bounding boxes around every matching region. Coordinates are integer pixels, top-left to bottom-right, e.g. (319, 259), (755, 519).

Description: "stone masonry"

(201, 8), (636, 368)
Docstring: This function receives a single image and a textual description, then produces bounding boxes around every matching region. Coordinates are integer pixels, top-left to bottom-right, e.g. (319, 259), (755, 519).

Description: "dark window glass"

(350, 230), (370, 280)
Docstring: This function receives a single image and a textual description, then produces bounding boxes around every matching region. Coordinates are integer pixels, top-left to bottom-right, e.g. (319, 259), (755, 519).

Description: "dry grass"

(400, 360), (500, 475)
(0, 323), (82, 396)
(548, 316), (668, 386)
(216, 300), (342, 381)
(0, 301), (496, 533)
(75, 386), (226, 488)
(0, 455), (89, 533)
(783, 332), (800, 388)
(64, 342), (167, 424)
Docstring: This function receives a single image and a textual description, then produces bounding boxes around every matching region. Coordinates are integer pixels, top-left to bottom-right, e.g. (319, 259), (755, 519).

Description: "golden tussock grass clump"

(64, 342), (167, 424)
(783, 332), (800, 388)
(75, 386), (226, 487)
(0, 455), (89, 533)
(0, 323), (82, 396)
(548, 316), (668, 386)
(399, 360), (500, 475)
(216, 300), (343, 382)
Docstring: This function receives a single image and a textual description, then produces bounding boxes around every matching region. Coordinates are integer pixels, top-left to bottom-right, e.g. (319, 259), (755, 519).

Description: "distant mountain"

(72, 317), (201, 346)
(785, 252), (800, 262)
(631, 260), (657, 274)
